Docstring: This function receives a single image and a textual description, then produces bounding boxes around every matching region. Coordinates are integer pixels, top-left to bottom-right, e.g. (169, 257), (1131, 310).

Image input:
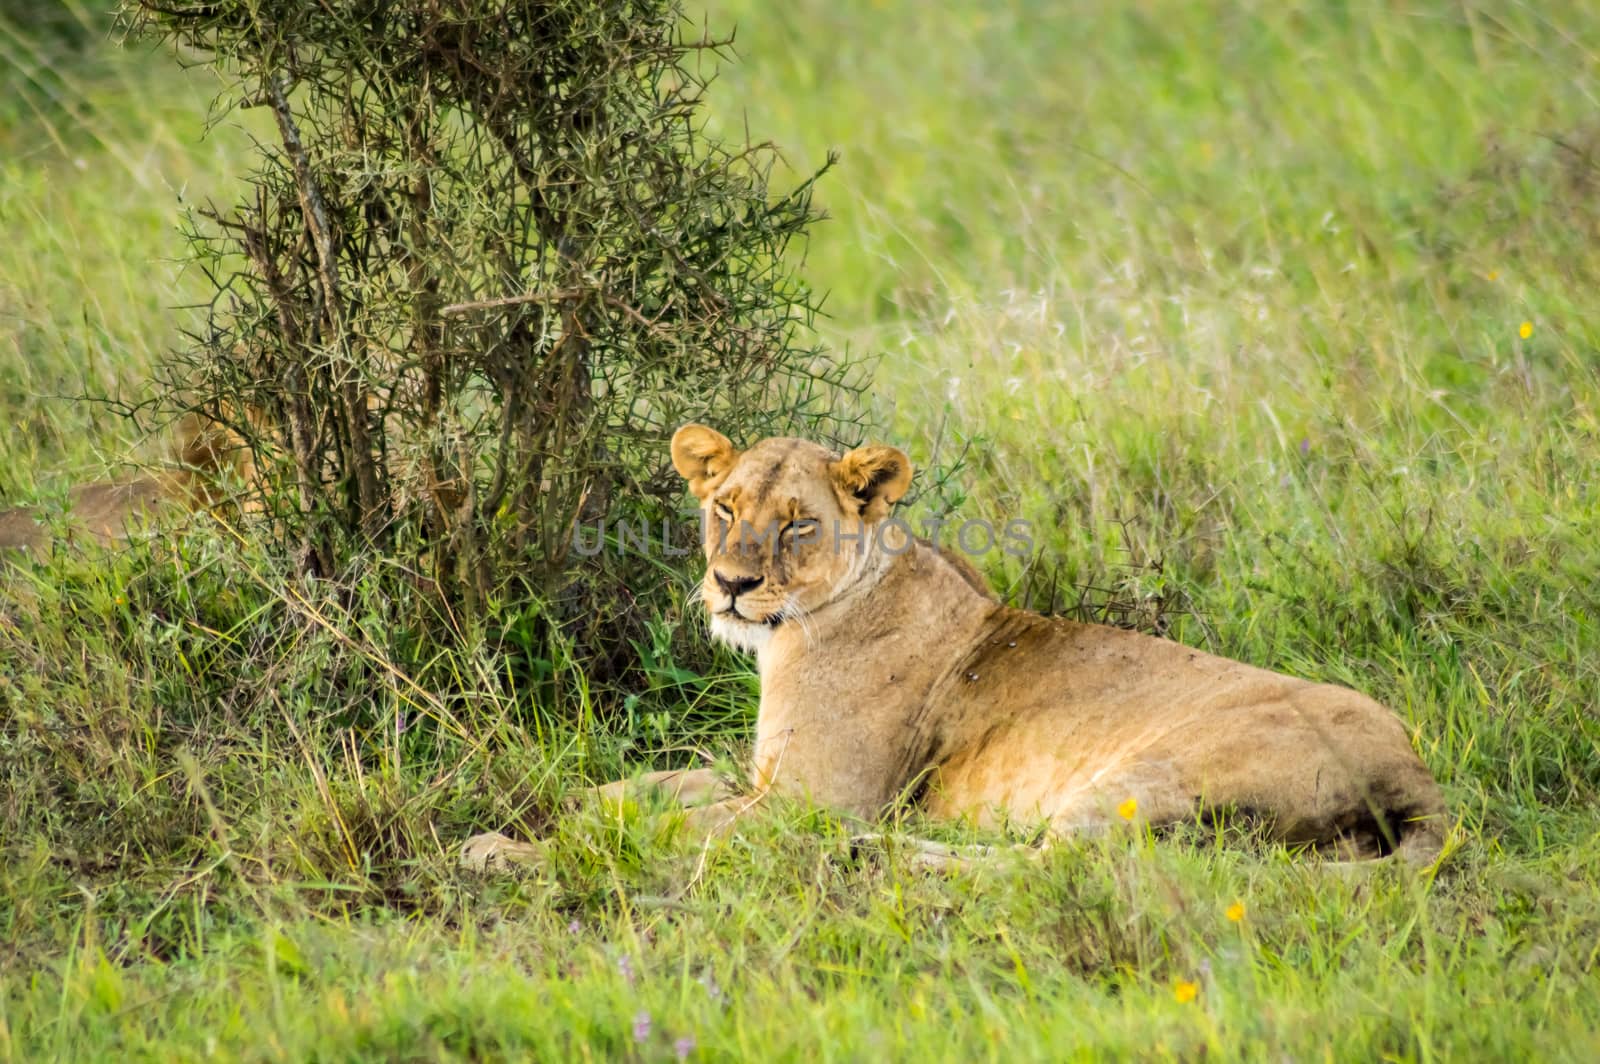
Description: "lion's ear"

(671, 424), (739, 499)
(830, 443), (912, 521)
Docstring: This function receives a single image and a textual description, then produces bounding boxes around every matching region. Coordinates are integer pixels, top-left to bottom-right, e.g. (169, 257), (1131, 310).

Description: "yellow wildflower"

(1173, 980), (1199, 1003)
(1117, 797), (1138, 821)
(1226, 901), (1245, 923)
(1519, 321), (1533, 339)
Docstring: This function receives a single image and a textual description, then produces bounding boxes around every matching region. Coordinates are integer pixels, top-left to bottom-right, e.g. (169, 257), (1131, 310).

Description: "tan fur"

(466, 425), (1448, 869)
(0, 414), (254, 556)
(0, 398), (534, 558)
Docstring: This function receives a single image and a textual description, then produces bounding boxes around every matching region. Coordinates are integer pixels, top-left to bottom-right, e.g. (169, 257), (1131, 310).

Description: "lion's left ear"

(671, 424), (739, 499)
(830, 443), (912, 521)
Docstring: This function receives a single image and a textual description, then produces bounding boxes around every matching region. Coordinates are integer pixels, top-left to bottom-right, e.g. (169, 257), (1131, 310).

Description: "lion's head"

(670, 424), (912, 653)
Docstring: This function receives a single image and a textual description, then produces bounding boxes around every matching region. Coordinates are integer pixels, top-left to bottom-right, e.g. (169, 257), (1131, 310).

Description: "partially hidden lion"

(461, 425), (1449, 871)
(0, 415), (252, 556)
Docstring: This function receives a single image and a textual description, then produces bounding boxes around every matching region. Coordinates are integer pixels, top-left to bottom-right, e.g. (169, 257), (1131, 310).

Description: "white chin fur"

(709, 613), (774, 655)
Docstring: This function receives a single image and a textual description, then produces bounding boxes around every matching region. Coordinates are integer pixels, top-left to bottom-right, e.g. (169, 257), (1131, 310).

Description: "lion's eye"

(782, 518), (820, 541)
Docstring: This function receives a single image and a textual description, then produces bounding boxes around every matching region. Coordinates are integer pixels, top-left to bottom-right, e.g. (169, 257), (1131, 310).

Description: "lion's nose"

(714, 571), (763, 599)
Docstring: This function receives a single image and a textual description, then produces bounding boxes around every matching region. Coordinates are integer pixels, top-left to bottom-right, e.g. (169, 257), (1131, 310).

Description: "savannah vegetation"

(2, 0), (1598, 1059)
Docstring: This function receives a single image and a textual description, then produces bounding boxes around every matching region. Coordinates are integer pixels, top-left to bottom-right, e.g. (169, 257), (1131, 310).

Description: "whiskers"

(690, 575), (819, 658)
(776, 593), (817, 651)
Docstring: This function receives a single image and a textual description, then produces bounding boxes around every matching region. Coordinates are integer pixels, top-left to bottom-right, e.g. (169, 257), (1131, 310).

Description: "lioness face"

(671, 424), (912, 652)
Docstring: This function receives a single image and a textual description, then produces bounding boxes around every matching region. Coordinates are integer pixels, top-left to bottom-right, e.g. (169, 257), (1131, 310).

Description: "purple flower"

(567, 918), (581, 934)
(1299, 437), (1311, 456)
(618, 954), (636, 986)
(674, 1034), (696, 1059)
(633, 1011), (652, 1043)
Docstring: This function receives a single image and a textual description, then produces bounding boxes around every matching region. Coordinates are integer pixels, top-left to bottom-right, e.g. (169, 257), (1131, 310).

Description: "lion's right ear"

(670, 424), (739, 499)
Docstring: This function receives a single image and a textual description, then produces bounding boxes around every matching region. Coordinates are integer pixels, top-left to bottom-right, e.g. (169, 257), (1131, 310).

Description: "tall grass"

(0, 0), (261, 492)
(3, 1), (1599, 1059)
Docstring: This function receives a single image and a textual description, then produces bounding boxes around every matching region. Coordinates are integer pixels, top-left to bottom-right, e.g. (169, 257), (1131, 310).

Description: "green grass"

(0, 3), (263, 493)
(4, 0), (1600, 1059)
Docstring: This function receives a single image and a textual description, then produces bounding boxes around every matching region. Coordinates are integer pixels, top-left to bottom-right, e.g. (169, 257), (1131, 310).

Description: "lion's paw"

(459, 831), (545, 873)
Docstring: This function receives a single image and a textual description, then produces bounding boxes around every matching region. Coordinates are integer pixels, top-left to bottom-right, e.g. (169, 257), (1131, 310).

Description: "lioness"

(0, 415), (251, 555)
(463, 425), (1447, 870)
